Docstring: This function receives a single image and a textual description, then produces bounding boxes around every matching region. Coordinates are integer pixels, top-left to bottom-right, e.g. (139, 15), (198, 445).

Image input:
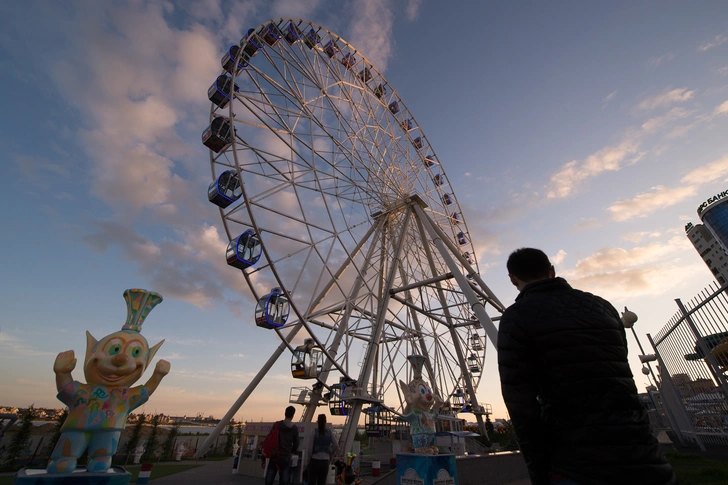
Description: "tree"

(2, 405), (36, 471)
(485, 415), (494, 434)
(45, 408), (69, 458)
(224, 419), (235, 456)
(141, 414), (161, 463)
(125, 414), (146, 464)
(160, 424), (179, 462)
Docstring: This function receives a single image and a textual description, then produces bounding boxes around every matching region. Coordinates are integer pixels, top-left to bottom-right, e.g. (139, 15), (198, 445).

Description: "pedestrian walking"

(307, 414), (338, 485)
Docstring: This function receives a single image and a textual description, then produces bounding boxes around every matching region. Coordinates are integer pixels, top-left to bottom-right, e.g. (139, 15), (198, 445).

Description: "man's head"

(285, 405), (296, 420)
(506, 248), (555, 290)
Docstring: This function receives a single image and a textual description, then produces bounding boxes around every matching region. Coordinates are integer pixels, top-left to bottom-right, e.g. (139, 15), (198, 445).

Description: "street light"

(620, 307), (658, 384)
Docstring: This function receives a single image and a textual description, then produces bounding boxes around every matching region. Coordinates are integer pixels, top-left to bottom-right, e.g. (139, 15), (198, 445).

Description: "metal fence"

(649, 282), (728, 448)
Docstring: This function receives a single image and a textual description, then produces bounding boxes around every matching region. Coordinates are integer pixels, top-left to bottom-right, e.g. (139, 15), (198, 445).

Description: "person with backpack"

(307, 414), (339, 485)
(262, 406), (300, 485)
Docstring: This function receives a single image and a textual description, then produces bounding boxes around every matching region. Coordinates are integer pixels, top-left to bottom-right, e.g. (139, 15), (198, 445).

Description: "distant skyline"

(2, 1), (728, 424)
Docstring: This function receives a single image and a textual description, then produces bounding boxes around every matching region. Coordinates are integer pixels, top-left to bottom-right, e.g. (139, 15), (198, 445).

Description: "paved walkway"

(149, 458), (255, 484)
(147, 458), (532, 485)
(0, 457), (529, 484)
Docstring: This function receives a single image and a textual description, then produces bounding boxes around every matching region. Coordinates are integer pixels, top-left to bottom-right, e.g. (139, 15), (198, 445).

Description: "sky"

(2, 0), (728, 424)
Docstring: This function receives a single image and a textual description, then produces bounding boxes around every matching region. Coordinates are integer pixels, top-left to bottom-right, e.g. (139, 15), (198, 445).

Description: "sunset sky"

(2, 1), (728, 424)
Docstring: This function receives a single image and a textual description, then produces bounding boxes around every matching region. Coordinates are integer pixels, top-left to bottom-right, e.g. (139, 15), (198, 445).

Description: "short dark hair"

(285, 406), (296, 419)
(506, 248), (552, 281)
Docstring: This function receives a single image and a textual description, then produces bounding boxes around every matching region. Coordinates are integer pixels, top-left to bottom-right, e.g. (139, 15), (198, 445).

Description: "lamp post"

(620, 307), (659, 387)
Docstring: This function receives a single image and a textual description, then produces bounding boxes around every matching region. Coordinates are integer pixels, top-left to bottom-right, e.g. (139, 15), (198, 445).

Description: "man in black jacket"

(498, 248), (676, 485)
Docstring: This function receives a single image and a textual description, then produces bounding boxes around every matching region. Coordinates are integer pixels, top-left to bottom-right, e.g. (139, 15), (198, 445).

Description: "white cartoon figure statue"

(47, 289), (170, 474)
(399, 355), (443, 455)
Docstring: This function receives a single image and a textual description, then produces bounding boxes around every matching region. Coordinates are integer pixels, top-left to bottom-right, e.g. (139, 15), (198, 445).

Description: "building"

(698, 190), (728, 252)
(685, 222), (728, 285)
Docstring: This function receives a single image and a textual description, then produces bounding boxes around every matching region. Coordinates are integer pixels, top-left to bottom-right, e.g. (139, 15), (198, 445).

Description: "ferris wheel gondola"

(254, 288), (290, 329)
(208, 170), (242, 208)
(207, 75), (240, 109)
(291, 339), (323, 379)
(225, 230), (261, 270)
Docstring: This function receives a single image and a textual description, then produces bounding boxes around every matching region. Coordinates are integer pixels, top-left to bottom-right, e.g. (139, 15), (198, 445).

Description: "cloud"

(546, 137), (640, 199)
(0, 332), (57, 358)
(13, 155), (71, 188)
(605, 154), (728, 222)
(622, 231), (661, 243)
(602, 90), (617, 107)
(641, 107), (691, 132)
(569, 264), (700, 301)
(647, 52), (674, 68)
(715, 100), (728, 116)
(636, 88), (695, 111)
(698, 34), (728, 52)
(269, 0), (319, 23)
(607, 185), (698, 222)
(570, 218), (602, 232)
(347, 0), (396, 72)
(561, 237), (699, 300)
(680, 154), (728, 186)
(571, 240), (686, 274)
(82, 220), (249, 308)
(551, 250), (567, 265)
(405, 0), (424, 21)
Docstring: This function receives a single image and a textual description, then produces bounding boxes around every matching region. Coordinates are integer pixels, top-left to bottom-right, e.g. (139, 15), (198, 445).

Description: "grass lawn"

(666, 451), (728, 485)
(125, 463), (202, 481)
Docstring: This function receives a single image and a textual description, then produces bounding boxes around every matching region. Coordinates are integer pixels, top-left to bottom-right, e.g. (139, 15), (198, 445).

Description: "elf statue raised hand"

(399, 355), (443, 455)
(47, 289), (170, 474)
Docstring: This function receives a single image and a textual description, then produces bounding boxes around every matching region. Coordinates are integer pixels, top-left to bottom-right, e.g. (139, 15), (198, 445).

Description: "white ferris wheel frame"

(197, 18), (505, 457)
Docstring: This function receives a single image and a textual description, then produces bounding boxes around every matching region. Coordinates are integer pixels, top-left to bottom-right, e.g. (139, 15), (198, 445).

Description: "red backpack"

(261, 421), (280, 458)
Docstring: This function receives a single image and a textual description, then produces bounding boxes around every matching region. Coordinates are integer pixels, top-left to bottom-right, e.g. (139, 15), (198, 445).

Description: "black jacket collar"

(515, 277), (572, 301)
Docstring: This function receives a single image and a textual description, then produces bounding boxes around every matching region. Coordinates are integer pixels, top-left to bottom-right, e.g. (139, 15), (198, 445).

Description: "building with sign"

(698, 190), (728, 254)
(686, 222), (728, 285)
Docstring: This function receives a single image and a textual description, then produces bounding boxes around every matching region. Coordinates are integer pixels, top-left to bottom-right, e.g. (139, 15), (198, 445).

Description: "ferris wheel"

(197, 19), (505, 456)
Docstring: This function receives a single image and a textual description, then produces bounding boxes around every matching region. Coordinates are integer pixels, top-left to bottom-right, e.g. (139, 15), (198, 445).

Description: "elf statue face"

(399, 377), (436, 414)
(84, 329), (163, 388)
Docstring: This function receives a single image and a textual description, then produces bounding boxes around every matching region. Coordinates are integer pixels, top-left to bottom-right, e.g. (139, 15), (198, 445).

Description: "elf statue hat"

(407, 354), (427, 380)
(122, 288), (163, 332)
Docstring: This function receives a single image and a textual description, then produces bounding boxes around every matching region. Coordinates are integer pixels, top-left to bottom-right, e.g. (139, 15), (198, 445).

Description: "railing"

(649, 282), (728, 448)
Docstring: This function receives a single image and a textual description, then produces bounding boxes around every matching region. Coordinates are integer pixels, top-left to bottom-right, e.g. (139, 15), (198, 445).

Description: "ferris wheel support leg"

(193, 323), (303, 459)
(340, 209), (414, 455)
(302, 220), (386, 425)
(412, 205), (499, 349)
(396, 260), (441, 398)
(412, 205), (492, 442)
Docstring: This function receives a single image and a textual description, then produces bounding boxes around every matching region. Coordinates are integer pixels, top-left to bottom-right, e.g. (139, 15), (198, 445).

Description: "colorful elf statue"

(335, 452), (363, 485)
(399, 355), (443, 455)
(47, 289), (170, 474)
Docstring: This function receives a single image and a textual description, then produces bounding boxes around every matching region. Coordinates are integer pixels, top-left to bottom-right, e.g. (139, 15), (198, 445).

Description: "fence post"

(675, 298), (728, 399)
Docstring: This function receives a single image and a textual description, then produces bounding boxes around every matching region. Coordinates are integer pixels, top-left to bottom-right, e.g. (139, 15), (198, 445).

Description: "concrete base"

(371, 452), (530, 485)
(396, 453), (457, 485)
(14, 467), (131, 485)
